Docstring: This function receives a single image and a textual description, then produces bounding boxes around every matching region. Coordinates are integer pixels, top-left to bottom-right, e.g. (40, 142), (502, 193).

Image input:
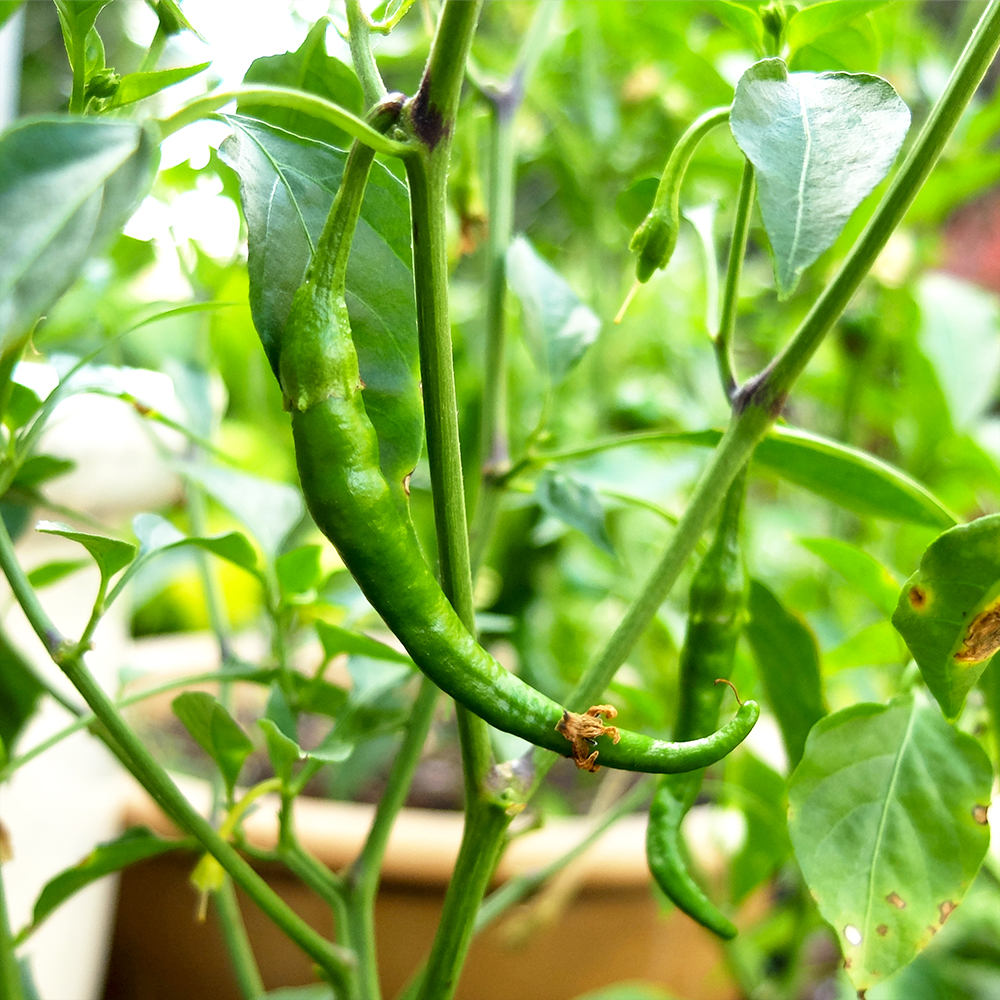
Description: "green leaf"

(36, 520), (135, 586)
(786, 1), (887, 51)
(23, 827), (183, 940)
(240, 17), (364, 148)
(916, 273), (1000, 431)
(755, 426), (956, 529)
(800, 537), (902, 619)
(506, 235), (601, 385)
(788, 694), (993, 993)
(706, 1), (764, 54)
(177, 462), (301, 561)
(264, 681), (297, 742)
(571, 984), (678, 1000)
(276, 544), (323, 598)
(315, 620), (411, 664)
(258, 717), (301, 788)
(264, 987), (335, 1000)
(789, 17), (881, 74)
(3, 382), (41, 431)
(730, 58), (910, 298)
(0, 628), (44, 752)
(129, 513), (259, 587)
(0, 118), (158, 357)
(109, 62), (211, 109)
(824, 621), (905, 673)
(11, 455), (74, 490)
(171, 691), (254, 796)
(26, 559), (88, 589)
(536, 469), (615, 557)
(218, 116), (421, 513)
(892, 515), (1000, 721)
(725, 750), (791, 904)
(745, 579), (826, 768)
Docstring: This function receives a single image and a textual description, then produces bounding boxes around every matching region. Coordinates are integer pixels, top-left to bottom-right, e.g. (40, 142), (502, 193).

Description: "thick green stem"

(0, 866), (24, 1000)
(413, 802), (509, 1000)
(715, 160), (755, 401)
(214, 878), (265, 1000)
(345, 677), (438, 1000)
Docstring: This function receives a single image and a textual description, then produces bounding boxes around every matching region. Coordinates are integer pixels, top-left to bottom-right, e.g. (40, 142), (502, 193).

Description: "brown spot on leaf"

(877, 924), (888, 937)
(927, 924), (937, 936)
(908, 585), (927, 610)
(843, 958), (852, 969)
(973, 804), (989, 825)
(555, 704), (620, 772)
(939, 901), (956, 924)
(954, 598), (1000, 663)
(886, 892), (906, 909)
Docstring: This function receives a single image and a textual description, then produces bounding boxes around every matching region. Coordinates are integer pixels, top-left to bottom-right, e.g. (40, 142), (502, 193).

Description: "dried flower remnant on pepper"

(556, 704), (621, 771)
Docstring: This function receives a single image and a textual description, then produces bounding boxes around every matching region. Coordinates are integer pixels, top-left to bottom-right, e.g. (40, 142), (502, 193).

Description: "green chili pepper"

(630, 105), (730, 283)
(275, 106), (758, 775)
(647, 470), (749, 936)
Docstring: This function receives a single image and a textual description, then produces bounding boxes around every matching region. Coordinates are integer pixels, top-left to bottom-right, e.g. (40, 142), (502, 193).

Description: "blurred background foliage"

(4, 2), (1000, 995)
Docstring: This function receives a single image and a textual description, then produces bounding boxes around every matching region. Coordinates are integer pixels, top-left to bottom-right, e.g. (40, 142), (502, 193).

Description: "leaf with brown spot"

(892, 515), (1000, 718)
(938, 900), (956, 924)
(788, 694), (992, 992)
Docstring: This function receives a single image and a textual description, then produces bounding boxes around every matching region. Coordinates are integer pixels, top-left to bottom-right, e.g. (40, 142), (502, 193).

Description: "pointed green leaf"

(786, 1), (887, 51)
(240, 18), (363, 148)
(264, 681), (297, 742)
(916, 273), (1000, 431)
(506, 236), (601, 384)
(11, 455), (74, 490)
(36, 520), (135, 584)
(315, 620), (411, 665)
(788, 694), (993, 993)
(218, 116), (421, 512)
(756, 426), (956, 529)
(730, 58), (909, 298)
(892, 515), (1000, 720)
(132, 512), (259, 574)
(276, 544), (323, 599)
(109, 62), (211, 109)
(536, 469), (615, 557)
(800, 537), (902, 618)
(24, 827), (184, 940)
(0, 118), (158, 357)
(177, 462), (301, 561)
(171, 691), (254, 796)
(745, 579), (826, 768)
(26, 559), (88, 589)
(0, 628), (44, 751)
(3, 382), (42, 431)
(258, 717), (302, 788)
(706, 1), (764, 54)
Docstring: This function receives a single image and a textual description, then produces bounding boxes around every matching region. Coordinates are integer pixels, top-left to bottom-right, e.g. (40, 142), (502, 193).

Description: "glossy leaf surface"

(745, 579), (826, 768)
(892, 515), (1000, 720)
(36, 520), (135, 585)
(506, 235), (601, 385)
(730, 58), (909, 297)
(536, 469), (615, 556)
(0, 118), (157, 355)
(172, 691), (254, 796)
(218, 116), (421, 506)
(789, 694), (993, 992)
(800, 536), (901, 618)
(315, 620), (411, 664)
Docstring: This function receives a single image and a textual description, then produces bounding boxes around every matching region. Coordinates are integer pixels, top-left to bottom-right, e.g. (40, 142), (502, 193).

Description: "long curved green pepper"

(277, 107), (758, 774)
(630, 105), (730, 282)
(647, 468), (749, 936)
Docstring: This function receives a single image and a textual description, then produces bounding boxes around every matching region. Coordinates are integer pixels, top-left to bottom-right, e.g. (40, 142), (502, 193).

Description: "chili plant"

(1, 2), (999, 999)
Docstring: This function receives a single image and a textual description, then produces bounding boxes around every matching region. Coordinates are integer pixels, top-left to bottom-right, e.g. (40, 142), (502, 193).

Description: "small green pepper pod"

(630, 106), (730, 283)
(647, 470), (749, 932)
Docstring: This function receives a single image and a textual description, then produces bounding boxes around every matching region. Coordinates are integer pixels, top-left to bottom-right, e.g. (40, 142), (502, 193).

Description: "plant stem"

(474, 775), (652, 933)
(413, 802), (509, 1000)
(469, 0), (558, 573)
(715, 160), (755, 401)
(156, 85), (409, 153)
(0, 519), (355, 990)
(0, 865), (24, 1000)
(528, 0), (1000, 781)
(345, 677), (439, 1000)
(214, 878), (265, 1000)
(347, 0), (388, 109)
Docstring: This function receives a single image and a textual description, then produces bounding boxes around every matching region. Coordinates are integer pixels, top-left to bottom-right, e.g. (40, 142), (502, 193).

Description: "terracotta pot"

(101, 779), (747, 1000)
